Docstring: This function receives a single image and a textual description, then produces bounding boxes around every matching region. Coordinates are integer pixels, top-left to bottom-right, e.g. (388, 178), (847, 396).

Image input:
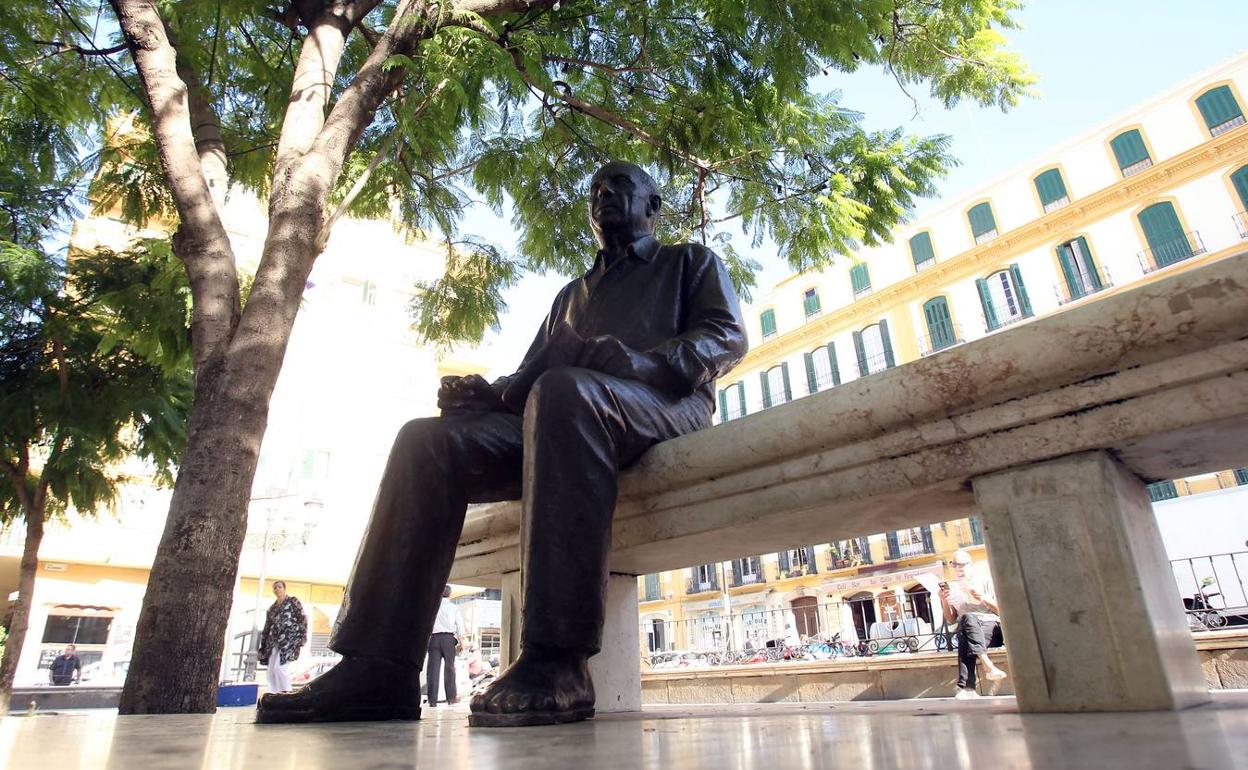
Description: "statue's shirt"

(512, 235), (748, 406)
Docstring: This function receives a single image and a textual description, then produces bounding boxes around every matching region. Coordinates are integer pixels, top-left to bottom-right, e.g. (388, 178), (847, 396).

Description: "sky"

(466, 0), (1248, 376)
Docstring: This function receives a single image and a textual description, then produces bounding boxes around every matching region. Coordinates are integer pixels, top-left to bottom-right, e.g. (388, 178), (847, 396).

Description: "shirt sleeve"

(646, 247), (748, 394)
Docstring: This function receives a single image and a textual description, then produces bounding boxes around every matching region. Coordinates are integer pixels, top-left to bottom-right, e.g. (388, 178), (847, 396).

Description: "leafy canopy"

(4, 1), (1034, 347)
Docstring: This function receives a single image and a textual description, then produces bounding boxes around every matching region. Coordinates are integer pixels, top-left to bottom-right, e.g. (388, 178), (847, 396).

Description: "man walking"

(257, 161), (747, 726)
(49, 644), (82, 686)
(426, 586), (462, 706)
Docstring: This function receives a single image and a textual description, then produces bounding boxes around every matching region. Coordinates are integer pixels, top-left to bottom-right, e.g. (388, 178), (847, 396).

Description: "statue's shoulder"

(659, 240), (723, 267)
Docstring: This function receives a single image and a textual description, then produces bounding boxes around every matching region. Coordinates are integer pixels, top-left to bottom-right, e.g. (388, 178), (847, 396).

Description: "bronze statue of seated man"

(255, 160), (747, 727)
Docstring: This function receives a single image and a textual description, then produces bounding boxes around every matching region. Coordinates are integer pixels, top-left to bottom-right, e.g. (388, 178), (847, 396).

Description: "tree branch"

(108, 0), (241, 373)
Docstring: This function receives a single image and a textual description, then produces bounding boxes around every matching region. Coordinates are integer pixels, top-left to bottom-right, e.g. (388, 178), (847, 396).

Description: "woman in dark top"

(258, 580), (307, 693)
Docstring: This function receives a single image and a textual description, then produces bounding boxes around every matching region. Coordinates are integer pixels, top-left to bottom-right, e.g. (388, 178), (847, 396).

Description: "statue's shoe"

(255, 656), (421, 723)
(468, 648), (594, 727)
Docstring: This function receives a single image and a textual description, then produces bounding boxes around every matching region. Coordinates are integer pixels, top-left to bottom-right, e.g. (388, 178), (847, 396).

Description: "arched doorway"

(905, 584), (933, 626)
(791, 596), (820, 639)
(846, 591), (876, 641)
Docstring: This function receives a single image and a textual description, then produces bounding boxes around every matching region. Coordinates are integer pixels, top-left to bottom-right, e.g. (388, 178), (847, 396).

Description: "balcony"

(730, 572), (765, 588)
(856, 352), (893, 379)
(686, 577), (719, 595)
(1138, 230), (1206, 274)
(918, 323), (965, 356)
(1042, 195), (1070, 214)
(1121, 158), (1153, 177)
(1055, 266), (1114, 305)
(1234, 211), (1248, 240)
(981, 302), (1032, 333)
(973, 228), (998, 245)
(1211, 114), (1247, 137)
(914, 256), (936, 272)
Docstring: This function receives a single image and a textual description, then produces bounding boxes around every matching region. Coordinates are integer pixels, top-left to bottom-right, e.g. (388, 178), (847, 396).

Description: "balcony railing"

(918, 323), (965, 356)
(1042, 195), (1070, 214)
(1170, 551), (1248, 632)
(1210, 114), (1246, 137)
(1234, 211), (1248, 240)
(856, 352), (893, 378)
(1054, 266), (1114, 305)
(981, 303), (1032, 333)
(1138, 230), (1206, 274)
(720, 406), (746, 423)
(686, 577), (719, 595)
(731, 571), (766, 588)
(1121, 158), (1153, 177)
(973, 228), (998, 245)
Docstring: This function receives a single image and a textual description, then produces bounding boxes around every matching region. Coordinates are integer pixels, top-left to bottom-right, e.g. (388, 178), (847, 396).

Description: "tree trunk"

(119, 224), (317, 713)
(0, 510), (46, 716)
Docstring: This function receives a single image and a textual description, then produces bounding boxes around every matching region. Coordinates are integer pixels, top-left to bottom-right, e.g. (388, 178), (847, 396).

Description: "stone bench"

(452, 250), (1248, 714)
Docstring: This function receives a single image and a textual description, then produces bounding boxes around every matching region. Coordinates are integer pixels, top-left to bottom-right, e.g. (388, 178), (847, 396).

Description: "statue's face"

(588, 163), (659, 242)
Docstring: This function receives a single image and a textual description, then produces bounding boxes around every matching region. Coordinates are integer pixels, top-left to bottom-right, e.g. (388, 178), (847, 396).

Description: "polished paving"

(6, 693), (1248, 770)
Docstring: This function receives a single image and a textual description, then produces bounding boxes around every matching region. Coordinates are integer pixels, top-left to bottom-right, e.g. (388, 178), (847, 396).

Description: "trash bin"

(216, 682), (259, 707)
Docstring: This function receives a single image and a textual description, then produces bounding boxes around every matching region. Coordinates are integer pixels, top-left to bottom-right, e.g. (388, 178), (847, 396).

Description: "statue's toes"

(535, 693), (556, 712)
(502, 690), (527, 713)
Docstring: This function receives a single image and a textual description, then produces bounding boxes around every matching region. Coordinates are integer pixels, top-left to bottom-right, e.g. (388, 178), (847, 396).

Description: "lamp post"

(717, 560), (735, 653)
(240, 493), (323, 681)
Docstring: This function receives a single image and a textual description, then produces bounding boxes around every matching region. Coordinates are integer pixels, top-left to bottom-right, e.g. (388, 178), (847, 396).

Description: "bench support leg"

(972, 450), (1208, 712)
(499, 569), (641, 713)
(588, 572), (642, 713)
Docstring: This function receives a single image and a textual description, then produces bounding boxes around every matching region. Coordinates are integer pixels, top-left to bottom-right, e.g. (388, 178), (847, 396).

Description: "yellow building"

(639, 52), (1248, 656)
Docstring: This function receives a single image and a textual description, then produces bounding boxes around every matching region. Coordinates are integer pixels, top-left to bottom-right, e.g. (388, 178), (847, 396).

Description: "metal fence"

(1171, 551), (1248, 631)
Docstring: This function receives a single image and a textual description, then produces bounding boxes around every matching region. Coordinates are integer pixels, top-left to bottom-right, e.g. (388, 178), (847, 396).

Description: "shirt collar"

(594, 234), (660, 268)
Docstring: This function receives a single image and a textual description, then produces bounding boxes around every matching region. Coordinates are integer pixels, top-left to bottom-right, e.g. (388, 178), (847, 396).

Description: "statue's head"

(588, 161), (661, 246)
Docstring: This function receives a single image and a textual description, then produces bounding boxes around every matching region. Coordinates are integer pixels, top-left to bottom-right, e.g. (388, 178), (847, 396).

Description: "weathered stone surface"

(665, 678), (734, 704)
(730, 675), (803, 703)
(795, 671), (882, 702)
(1214, 650), (1248, 689)
(641, 679), (669, 705)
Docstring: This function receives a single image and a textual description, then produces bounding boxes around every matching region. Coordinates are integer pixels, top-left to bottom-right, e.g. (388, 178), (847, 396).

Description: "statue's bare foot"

(468, 646), (594, 727)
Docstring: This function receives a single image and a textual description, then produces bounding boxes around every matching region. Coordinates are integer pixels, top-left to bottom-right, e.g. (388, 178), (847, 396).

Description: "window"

(778, 547), (816, 576)
(760, 363), (792, 408)
(852, 321), (895, 377)
(967, 202), (998, 244)
(1138, 201), (1199, 271)
(1232, 166), (1248, 239)
(792, 596), (820, 638)
(922, 297), (958, 354)
(760, 309), (777, 340)
(1196, 85), (1246, 137)
(42, 615), (113, 645)
(644, 573), (661, 601)
(976, 266), (1033, 331)
(732, 557), (764, 586)
(299, 449), (331, 479)
(1147, 481), (1178, 502)
(717, 382), (747, 422)
(895, 527), (934, 557)
(646, 618), (666, 652)
(1234, 468), (1248, 486)
(690, 564), (718, 592)
(909, 232), (936, 271)
(802, 288), (822, 319)
(1056, 237), (1104, 302)
(1034, 168), (1070, 213)
(803, 343), (840, 394)
(1111, 129), (1152, 177)
(850, 263), (871, 298)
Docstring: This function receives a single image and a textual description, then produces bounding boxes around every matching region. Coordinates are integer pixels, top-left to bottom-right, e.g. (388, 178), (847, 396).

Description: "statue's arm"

(644, 247), (749, 394)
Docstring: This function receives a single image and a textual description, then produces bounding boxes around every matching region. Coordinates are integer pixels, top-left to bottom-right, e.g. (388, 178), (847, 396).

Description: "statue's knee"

(528, 367), (596, 412)
(392, 417), (448, 457)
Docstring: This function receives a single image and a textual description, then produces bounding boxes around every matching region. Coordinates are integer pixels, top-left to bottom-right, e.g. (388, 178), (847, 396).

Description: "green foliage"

(0, 239), (194, 524)
(3, 0), (1035, 351)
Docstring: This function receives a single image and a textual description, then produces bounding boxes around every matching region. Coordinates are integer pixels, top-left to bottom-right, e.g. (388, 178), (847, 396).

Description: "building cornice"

(733, 126), (1248, 373)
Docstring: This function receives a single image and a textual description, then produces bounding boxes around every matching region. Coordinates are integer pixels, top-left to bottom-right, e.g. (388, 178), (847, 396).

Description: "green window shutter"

(760, 309), (777, 338)
(852, 330), (868, 376)
(718, 388), (729, 418)
(1138, 201), (1191, 266)
(1231, 165), (1248, 210)
(1034, 169), (1068, 207)
(886, 531), (900, 560)
(1196, 86), (1244, 132)
(850, 263), (871, 294)
(780, 362), (792, 402)
(826, 342), (841, 386)
(1056, 243), (1081, 300)
(968, 202), (996, 238)
(909, 232), (935, 268)
(1147, 481), (1178, 502)
(1111, 129), (1150, 171)
(645, 573), (660, 600)
(1077, 237), (1102, 289)
(1234, 468), (1248, 485)
(923, 297), (954, 350)
(878, 319), (896, 368)
(777, 550), (791, 571)
(976, 278), (1000, 331)
(759, 370), (772, 409)
(736, 382), (747, 416)
(803, 290), (821, 317)
(1008, 264), (1033, 317)
(803, 352), (818, 393)
(731, 559), (743, 584)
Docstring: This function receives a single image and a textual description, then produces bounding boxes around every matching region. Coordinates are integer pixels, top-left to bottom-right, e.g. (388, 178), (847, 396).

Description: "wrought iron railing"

(1042, 195), (1070, 214)
(1234, 211), (1248, 240)
(1210, 114), (1247, 137)
(918, 323), (965, 356)
(981, 301), (1032, 332)
(973, 228), (998, 245)
(1121, 157), (1153, 177)
(1054, 266), (1114, 305)
(686, 576), (719, 595)
(1138, 230), (1206, 273)
(1170, 551), (1248, 632)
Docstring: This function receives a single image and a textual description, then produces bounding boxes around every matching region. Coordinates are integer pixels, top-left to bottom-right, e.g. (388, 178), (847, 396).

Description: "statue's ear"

(648, 193), (662, 218)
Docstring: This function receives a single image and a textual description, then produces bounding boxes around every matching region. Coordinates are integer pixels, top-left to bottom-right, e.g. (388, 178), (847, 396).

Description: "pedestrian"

(258, 580), (307, 694)
(426, 585), (462, 706)
(940, 550), (1008, 699)
(48, 644), (82, 686)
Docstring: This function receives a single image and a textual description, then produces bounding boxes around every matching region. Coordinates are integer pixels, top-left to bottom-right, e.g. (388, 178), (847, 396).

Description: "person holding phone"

(939, 550), (1008, 699)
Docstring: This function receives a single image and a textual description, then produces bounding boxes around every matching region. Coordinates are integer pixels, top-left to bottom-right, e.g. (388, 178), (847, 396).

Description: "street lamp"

(240, 493), (323, 681)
